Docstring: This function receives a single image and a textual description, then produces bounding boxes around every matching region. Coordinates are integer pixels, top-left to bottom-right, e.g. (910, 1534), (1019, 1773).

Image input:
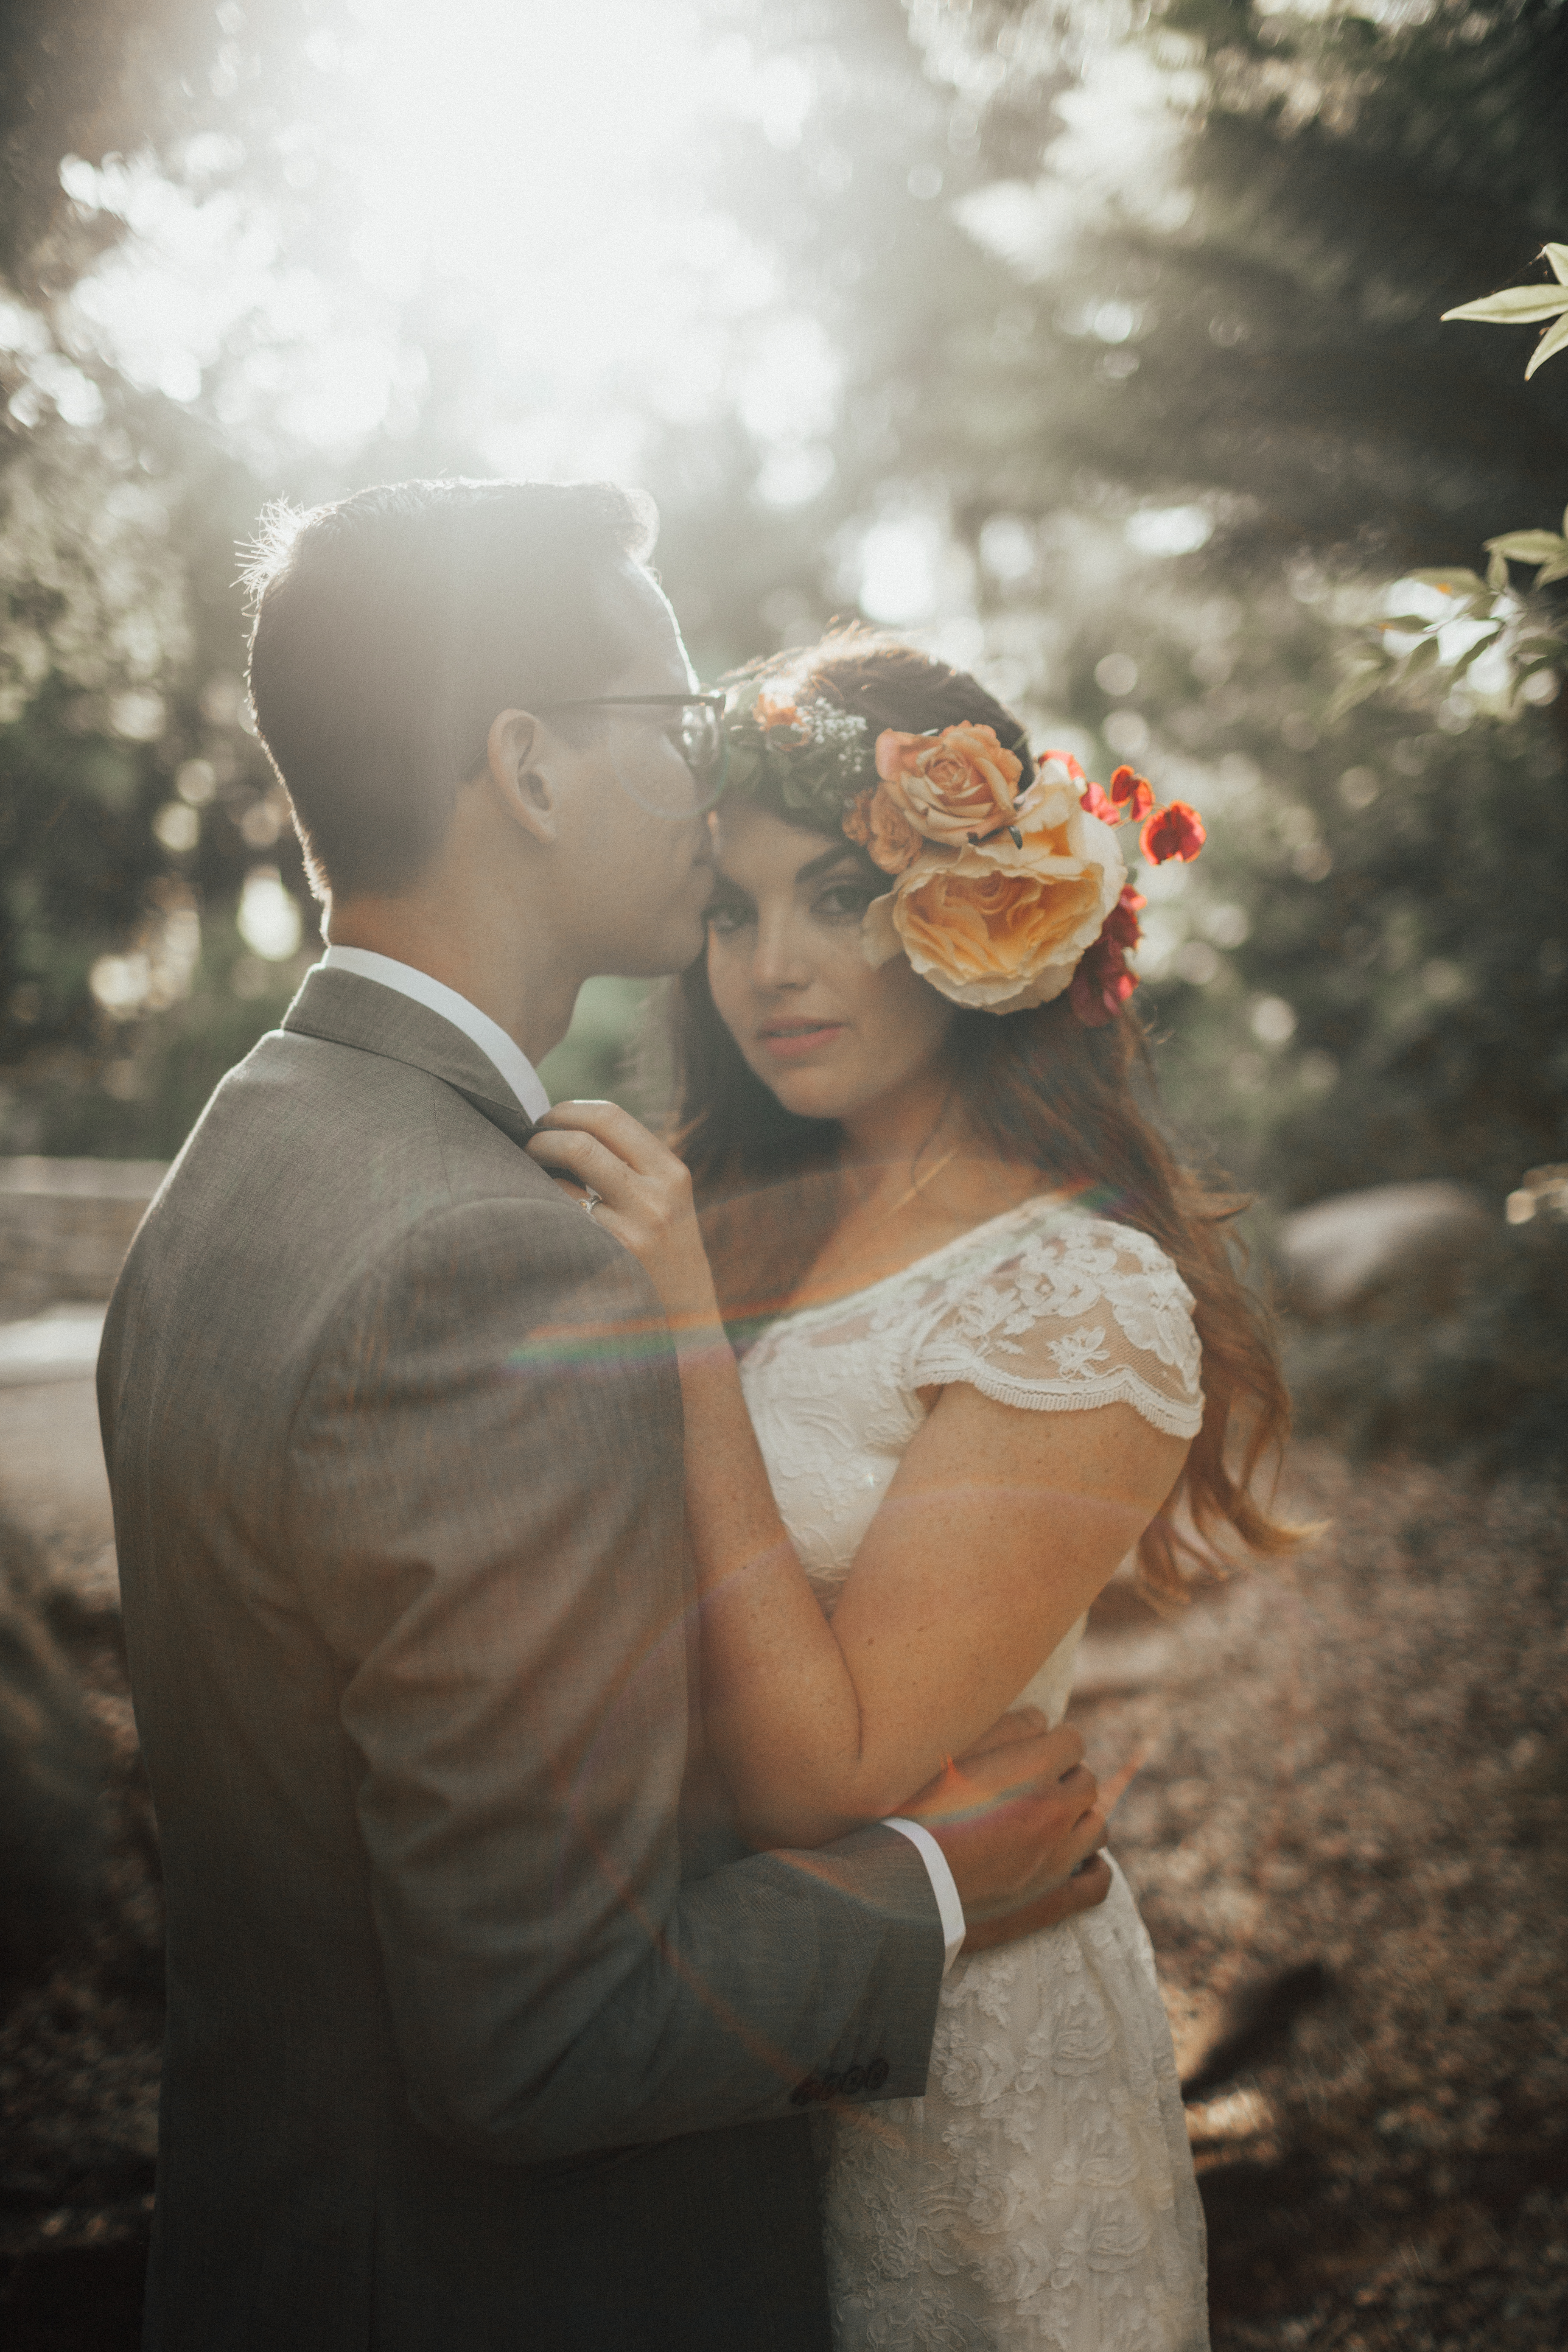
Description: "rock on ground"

(1278, 1182), (1495, 1322)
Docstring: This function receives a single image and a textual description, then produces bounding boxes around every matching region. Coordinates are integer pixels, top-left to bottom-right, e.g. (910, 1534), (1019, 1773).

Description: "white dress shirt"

(316, 943), (966, 1971)
(884, 1817), (966, 1973)
(321, 944), (552, 1123)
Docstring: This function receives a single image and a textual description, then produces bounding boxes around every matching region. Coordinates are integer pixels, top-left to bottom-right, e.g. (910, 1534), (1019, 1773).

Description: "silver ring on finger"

(581, 1187), (603, 1218)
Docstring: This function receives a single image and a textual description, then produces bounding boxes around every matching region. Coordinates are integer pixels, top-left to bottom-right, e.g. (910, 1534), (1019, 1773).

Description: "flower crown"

(722, 679), (1205, 1023)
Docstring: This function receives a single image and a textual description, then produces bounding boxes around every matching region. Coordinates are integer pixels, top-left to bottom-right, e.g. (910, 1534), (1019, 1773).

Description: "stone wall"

(0, 1160), (168, 1314)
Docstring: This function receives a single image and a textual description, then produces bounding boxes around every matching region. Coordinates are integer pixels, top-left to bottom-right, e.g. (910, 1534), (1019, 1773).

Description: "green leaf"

(1534, 554), (1568, 588)
(1328, 663), (1388, 722)
(1406, 633), (1442, 673)
(1546, 244), (1568, 286)
(1451, 626), (1502, 672)
(1524, 308), (1568, 379)
(1404, 567), (1487, 594)
(1442, 286), (1568, 325)
(1484, 530), (1568, 563)
(1487, 547), (1511, 593)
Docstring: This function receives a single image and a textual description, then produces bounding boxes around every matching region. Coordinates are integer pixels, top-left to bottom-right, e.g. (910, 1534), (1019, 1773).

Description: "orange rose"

(873, 722), (1025, 846)
(845, 783), (922, 874)
(863, 794), (1126, 1012)
(756, 692), (806, 734)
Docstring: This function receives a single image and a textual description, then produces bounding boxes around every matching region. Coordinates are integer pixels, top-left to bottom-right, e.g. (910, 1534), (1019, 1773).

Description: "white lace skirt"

(814, 1860), (1209, 2352)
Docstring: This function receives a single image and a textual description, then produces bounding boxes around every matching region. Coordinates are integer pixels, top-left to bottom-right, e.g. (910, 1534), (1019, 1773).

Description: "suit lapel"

(281, 965), (539, 1149)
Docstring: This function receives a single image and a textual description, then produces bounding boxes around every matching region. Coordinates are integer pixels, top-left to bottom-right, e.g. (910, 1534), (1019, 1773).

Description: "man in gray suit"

(98, 479), (1111, 2350)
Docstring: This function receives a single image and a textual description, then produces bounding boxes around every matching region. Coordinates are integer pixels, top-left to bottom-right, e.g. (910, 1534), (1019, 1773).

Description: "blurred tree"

(705, 0), (1568, 568)
(710, 0), (1568, 1211)
(1335, 241), (1568, 717)
(0, 0), (221, 285)
(1054, 561), (1568, 1206)
(3, 0), (1566, 1210)
(902, 0), (1568, 561)
(0, 0), (327, 1149)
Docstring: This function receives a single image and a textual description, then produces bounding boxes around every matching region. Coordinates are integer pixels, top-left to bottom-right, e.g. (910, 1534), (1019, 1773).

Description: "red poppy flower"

(1103, 884), (1145, 952)
(1109, 765), (1155, 820)
(1069, 890), (1145, 1026)
(1079, 778), (1119, 824)
(1070, 948), (1139, 1027)
(1140, 800), (1207, 864)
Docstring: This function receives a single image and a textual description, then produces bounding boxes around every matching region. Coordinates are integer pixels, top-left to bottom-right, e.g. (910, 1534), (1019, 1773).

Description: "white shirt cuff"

(882, 1818), (966, 1974)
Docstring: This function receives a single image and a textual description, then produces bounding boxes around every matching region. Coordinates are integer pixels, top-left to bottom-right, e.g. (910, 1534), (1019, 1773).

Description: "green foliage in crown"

(720, 677), (877, 835)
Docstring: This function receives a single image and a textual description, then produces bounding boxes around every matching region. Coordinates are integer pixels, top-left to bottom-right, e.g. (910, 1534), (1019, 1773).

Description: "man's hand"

(899, 1719), (1111, 1949)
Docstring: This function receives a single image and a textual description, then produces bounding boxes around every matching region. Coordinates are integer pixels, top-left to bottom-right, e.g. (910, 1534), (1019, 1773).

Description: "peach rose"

(844, 784), (922, 874)
(1033, 748), (1088, 794)
(873, 722), (1025, 846)
(863, 797), (1126, 1013)
(1011, 756), (1087, 836)
(756, 691), (807, 734)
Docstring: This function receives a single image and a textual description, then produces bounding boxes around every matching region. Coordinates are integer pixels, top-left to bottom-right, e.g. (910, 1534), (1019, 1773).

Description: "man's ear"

(487, 708), (557, 844)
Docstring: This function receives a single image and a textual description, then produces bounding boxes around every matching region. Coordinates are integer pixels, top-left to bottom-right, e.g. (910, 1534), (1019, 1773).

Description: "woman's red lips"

(757, 1021), (846, 1061)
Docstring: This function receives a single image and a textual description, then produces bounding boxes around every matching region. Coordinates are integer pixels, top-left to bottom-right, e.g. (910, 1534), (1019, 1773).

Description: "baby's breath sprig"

(721, 679), (876, 833)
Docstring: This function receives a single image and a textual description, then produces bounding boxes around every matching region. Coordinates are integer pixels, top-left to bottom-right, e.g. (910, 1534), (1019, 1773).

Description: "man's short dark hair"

(244, 478), (656, 899)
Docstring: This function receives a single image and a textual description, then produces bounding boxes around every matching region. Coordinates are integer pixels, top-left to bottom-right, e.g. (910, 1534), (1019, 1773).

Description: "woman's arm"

(681, 1335), (1181, 1849)
(528, 1103), (1186, 1850)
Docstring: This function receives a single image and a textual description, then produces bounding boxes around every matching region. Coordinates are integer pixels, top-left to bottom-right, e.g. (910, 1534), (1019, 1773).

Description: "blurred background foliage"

(0, 0), (1565, 1402)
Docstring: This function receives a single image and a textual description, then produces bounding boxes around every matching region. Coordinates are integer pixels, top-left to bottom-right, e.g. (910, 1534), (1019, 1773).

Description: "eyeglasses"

(538, 691), (729, 815)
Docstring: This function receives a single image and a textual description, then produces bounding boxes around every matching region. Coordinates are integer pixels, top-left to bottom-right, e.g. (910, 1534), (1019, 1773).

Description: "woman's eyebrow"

(792, 844), (866, 885)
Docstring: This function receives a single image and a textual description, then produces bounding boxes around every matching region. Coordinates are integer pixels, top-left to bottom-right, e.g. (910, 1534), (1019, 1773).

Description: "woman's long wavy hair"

(667, 631), (1299, 1602)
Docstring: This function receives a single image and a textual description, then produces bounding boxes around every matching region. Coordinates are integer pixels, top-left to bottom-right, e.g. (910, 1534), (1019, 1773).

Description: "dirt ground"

(1080, 1445), (1568, 2350)
(0, 1431), (1565, 2349)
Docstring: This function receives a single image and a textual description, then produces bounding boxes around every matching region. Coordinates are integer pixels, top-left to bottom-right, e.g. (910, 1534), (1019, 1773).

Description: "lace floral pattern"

(739, 1199), (1210, 2348)
(904, 1212), (1204, 1439)
(739, 1199), (1204, 1611)
(813, 1865), (1207, 2352)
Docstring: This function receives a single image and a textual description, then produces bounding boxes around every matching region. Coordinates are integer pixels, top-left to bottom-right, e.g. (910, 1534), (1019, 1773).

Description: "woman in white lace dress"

(530, 636), (1295, 2350)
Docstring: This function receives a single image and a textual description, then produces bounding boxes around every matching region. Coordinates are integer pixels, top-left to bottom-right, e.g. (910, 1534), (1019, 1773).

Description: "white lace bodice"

(739, 1196), (1211, 2349)
(739, 1195), (1203, 1685)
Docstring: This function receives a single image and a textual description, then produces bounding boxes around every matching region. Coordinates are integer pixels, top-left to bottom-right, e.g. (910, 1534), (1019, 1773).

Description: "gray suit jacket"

(98, 965), (944, 2351)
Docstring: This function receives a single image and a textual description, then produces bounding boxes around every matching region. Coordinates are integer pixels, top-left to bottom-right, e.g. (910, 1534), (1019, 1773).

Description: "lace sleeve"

(906, 1212), (1204, 1440)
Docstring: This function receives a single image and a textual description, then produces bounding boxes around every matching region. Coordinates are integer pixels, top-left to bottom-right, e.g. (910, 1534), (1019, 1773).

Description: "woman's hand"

(526, 1101), (724, 1342)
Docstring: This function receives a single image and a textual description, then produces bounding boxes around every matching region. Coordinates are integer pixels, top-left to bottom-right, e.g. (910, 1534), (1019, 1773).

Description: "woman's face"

(706, 800), (956, 1123)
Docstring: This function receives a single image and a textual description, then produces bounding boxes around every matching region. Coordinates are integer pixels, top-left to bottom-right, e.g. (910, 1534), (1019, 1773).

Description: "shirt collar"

(319, 945), (551, 1125)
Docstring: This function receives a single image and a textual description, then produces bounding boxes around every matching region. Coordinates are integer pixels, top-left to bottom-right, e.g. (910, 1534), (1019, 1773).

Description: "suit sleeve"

(284, 1193), (944, 2163)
